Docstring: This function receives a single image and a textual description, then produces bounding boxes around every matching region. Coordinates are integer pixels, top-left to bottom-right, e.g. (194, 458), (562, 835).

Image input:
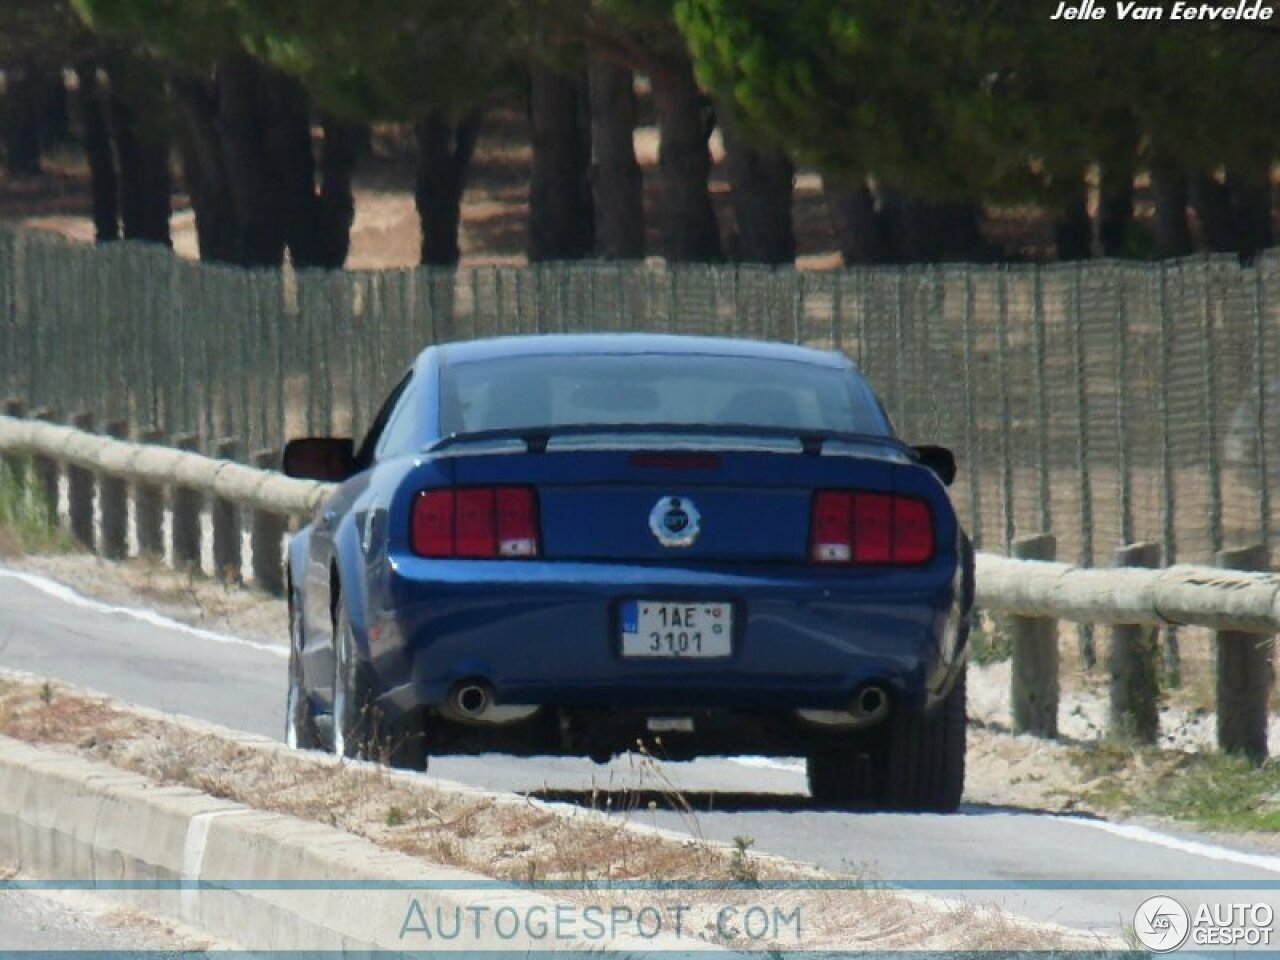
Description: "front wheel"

(332, 598), (428, 771)
(806, 746), (876, 807)
(285, 598), (320, 751)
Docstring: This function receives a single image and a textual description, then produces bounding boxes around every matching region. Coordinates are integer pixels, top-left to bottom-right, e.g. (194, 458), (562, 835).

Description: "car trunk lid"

(443, 443), (920, 563)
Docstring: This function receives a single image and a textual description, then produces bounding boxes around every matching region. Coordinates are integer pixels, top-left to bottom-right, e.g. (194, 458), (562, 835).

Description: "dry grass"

(0, 672), (1110, 952)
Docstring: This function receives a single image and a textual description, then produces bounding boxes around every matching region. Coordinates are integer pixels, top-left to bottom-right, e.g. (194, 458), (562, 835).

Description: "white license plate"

(620, 601), (733, 658)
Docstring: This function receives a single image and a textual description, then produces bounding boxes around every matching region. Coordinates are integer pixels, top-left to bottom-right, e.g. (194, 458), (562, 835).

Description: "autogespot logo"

(1134, 895), (1191, 953)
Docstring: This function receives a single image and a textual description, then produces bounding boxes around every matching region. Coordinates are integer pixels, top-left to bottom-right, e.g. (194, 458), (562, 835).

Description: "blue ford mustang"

(283, 334), (972, 811)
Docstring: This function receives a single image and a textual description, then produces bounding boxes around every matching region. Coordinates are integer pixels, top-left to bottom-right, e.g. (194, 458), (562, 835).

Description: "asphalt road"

(5, 566), (1280, 944)
(0, 884), (203, 953)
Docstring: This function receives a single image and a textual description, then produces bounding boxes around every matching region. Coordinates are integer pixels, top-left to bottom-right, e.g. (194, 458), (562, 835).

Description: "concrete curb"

(0, 734), (721, 953)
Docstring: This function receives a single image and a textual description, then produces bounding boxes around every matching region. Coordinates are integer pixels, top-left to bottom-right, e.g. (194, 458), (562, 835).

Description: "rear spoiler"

(427, 424), (955, 485)
(429, 422), (903, 456)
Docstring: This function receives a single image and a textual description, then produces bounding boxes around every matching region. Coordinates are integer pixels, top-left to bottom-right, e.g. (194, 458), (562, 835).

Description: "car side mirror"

(913, 444), (956, 487)
(282, 437), (355, 482)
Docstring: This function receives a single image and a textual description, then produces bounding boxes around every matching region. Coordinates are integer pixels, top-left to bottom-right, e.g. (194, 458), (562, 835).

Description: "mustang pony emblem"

(649, 496), (701, 547)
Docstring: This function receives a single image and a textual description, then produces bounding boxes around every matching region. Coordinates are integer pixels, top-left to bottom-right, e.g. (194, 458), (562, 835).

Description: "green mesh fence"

(2, 224), (1277, 569)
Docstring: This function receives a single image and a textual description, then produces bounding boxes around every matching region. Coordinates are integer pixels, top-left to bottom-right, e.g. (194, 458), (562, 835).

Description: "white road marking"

(1054, 815), (1280, 875)
(728, 752), (1280, 875)
(729, 755), (806, 774)
(0, 568), (286, 658)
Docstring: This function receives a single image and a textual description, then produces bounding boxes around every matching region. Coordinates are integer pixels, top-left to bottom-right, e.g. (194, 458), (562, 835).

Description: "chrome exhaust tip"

(455, 683), (491, 717)
(796, 683), (892, 729)
(852, 684), (889, 724)
(440, 679), (540, 726)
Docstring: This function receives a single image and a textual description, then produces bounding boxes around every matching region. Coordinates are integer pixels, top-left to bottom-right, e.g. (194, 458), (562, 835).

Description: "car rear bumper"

(363, 556), (968, 731)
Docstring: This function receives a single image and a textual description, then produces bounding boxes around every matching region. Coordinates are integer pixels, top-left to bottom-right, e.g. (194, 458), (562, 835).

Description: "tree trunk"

(1150, 167), (1192, 259)
(173, 58), (345, 267)
(823, 177), (889, 264)
(1053, 178), (1092, 261)
(171, 76), (239, 263)
(42, 71), (70, 146)
(4, 64), (44, 176)
(312, 116), (362, 269)
(529, 64), (594, 262)
(880, 187), (985, 262)
(1098, 167), (1134, 257)
(719, 109), (794, 264)
(75, 63), (119, 244)
(1188, 174), (1234, 253)
(262, 64), (319, 267)
(107, 64), (171, 246)
(215, 54), (301, 267)
(414, 110), (482, 266)
(650, 53), (721, 262)
(1097, 111), (1137, 258)
(1226, 161), (1272, 262)
(214, 57), (284, 265)
(258, 67), (353, 269)
(586, 53), (643, 260)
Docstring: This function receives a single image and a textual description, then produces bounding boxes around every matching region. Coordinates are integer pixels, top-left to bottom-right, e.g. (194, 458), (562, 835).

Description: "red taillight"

(412, 487), (539, 559)
(495, 488), (538, 557)
(892, 496), (934, 565)
(811, 491), (854, 563)
(412, 490), (455, 557)
(455, 488), (496, 557)
(853, 492), (892, 564)
(809, 491), (934, 566)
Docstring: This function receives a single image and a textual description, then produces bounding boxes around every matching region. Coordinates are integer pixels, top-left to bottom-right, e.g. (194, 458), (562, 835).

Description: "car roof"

(432, 334), (853, 370)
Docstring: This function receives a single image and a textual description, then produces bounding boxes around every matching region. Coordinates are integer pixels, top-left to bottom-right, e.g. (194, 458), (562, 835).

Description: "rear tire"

(285, 597), (321, 751)
(332, 598), (428, 771)
(806, 746), (876, 807)
(877, 668), (966, 813)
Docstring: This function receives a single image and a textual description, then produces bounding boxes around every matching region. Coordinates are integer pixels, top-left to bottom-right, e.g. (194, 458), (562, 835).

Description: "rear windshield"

(439, 353), (890, 437)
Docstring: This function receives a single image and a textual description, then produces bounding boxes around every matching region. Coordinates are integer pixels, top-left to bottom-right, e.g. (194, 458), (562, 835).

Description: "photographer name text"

(1052, 0), (1273, 19)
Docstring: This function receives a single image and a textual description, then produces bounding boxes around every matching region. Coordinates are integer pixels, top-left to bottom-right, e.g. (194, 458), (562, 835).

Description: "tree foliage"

(1, 0), (100, 66)
(71, 0), (238, 66)
(232, 0), (524, 122)
(73, 0), (523, 121)
(675, 0), (1280, 207)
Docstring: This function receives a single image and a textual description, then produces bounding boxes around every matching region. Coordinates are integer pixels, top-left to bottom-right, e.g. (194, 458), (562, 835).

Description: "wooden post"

(1010, 534), (1059, 737)
(1216, 544), (1273, 763)
(1, 398), (26, 487)
(99, 420), (129, 560)
(171, 432), (202, 573)
(30, 407), (60, 526)
(67, 411), (95, 550)
(251, 448), (285, 596)
(212, 438), (242, 582)
(1109, 541), (1162, 744)
(135, 427), (165, 558)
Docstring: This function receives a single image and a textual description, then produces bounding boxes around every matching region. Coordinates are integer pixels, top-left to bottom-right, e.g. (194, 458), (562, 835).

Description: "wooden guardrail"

(0, 408), (1274, 759)
(979, 535), (1276, 761)
(0, 406), (325, 594)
